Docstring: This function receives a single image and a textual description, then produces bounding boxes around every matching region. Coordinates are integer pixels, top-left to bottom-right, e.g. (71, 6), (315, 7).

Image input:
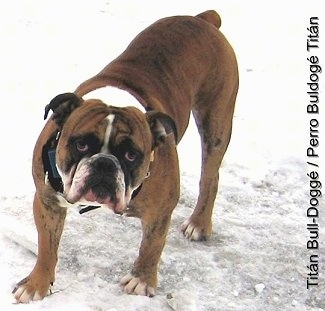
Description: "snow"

(0, 0), (324, 310)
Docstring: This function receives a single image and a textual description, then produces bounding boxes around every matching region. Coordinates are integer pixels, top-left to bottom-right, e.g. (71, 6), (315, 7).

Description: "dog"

(13, 10), (238, 303)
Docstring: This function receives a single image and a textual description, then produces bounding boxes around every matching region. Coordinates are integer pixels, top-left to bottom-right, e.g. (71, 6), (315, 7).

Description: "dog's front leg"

(121, 214), (172, 296)
(121, 139), (180, 297)
(13, 192), (67, 303)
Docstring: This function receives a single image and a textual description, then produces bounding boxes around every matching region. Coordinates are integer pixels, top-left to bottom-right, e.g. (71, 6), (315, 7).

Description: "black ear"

(146, 111), (178, 147)
(44, 92), (83, 127)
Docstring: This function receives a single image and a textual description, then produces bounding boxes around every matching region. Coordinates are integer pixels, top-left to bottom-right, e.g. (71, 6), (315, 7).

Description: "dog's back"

(75, 10), (236, 140)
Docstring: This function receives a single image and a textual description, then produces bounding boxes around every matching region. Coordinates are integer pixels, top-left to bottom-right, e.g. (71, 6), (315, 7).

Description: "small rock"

(166, 290), (198, 311)
(233, 290), (239, 297)
(254, 283), (265, 294)
(273, 296), (279, 303)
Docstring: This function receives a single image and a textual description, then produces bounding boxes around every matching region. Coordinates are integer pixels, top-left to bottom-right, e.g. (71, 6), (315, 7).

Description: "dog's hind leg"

(182, 83), (238, 241)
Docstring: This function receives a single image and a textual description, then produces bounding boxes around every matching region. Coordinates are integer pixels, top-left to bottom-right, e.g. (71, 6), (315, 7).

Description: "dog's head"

(43, 92), (176, 214)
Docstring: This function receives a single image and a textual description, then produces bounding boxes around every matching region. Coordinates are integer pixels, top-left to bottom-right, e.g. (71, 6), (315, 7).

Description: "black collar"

(42, 131), (63, 193)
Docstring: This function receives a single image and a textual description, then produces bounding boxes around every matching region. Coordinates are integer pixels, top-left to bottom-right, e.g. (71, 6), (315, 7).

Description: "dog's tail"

(196, 10), (221, 29)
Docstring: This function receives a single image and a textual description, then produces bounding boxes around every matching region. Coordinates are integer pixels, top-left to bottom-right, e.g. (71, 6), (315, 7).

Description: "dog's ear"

(44, 92), (83, 127)
(146, 111), (178, 147)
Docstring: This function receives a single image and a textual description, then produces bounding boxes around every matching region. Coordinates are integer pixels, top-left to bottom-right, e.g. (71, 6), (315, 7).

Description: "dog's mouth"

(84, 185), (124, 212)
(83, 184), (115, 204)
(67, 184), (126, 215)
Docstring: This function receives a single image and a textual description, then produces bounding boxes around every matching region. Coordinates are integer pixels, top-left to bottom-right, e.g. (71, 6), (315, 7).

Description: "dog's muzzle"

(66, 154), (127, 214)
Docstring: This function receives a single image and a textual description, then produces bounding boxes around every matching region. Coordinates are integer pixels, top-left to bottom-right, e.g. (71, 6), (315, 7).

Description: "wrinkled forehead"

(61, 100), (110, 141)
(63, 100), (152, 150)
(108, 106), (152, 151)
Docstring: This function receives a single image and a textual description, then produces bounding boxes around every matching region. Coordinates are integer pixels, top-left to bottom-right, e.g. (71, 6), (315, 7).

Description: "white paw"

(120, 274), (155, 297)
(13, 285), (42, 303)
(181, 220), (207, 241)
(13, 275), (51, 304)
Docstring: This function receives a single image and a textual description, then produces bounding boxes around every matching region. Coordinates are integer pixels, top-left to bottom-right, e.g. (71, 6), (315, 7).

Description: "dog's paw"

(181, 219), (211, 241)
(13, 275), (51, 303)
(120, 274), (156, 297)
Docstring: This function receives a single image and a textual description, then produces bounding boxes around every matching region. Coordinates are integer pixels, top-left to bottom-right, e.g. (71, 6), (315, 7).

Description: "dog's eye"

(125, 151), (137, 162)
(76, 141), (89, 153)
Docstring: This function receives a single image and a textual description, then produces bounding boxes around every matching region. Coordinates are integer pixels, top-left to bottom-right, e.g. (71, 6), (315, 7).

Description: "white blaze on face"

(101, 114), (115, 153)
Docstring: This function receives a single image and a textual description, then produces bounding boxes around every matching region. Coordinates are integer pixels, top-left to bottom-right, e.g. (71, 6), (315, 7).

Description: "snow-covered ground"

(0, 1), (324, 310)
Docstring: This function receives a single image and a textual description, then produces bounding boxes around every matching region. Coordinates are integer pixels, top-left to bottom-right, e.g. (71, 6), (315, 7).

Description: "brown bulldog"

(13, 10), (238, 303)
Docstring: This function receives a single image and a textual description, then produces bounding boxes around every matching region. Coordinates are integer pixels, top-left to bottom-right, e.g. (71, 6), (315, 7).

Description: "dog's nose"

(93, 156), (115, 171)
(90, 154), (120, 173)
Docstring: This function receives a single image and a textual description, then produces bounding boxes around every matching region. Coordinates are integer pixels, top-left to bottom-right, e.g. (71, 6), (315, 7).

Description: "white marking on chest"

(101, 114), (115, 153)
